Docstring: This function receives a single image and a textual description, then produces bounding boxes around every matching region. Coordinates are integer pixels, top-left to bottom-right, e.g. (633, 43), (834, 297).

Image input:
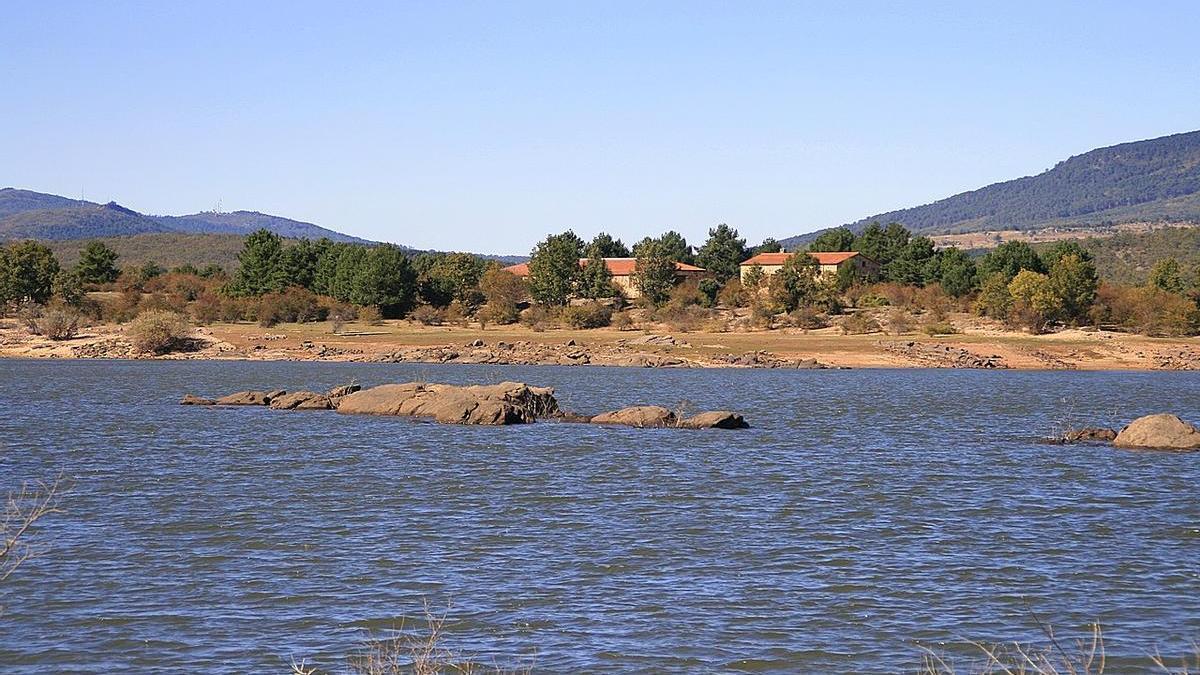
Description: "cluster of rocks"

(711, 351), (830, 369)
(372, 339), (699, 368)
(1052, 413), (1200, 451)
(180, 381), (749, 429)
(1154, 348), (1200, 370)
(876, 340), (1008, 369)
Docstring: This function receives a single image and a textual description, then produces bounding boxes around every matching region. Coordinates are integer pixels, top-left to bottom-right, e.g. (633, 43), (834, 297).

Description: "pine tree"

(74, 241), (120, 285)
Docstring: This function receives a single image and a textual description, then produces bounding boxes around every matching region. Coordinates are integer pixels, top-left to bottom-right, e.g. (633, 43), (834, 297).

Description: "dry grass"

(291, 604), (530, 675)
(919, 618), (1199, 675)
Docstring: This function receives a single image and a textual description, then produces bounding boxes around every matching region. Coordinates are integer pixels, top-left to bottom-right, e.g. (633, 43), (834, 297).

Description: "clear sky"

(3, 1), (1199, 254)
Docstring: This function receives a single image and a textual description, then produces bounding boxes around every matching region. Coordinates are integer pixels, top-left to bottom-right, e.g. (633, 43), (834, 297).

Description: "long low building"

(739, 250), (880, 282)
(503, 258), (708, 299)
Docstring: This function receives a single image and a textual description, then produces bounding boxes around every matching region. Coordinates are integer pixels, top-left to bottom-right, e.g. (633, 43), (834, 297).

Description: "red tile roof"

(503, 258), (706, 277)
(740, 251), (865, 266)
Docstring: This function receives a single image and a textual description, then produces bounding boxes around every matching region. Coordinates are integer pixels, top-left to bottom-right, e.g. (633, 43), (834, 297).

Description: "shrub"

(477, 301), (518, 326)
(128, 310), (192, 354)
(519, 305), (555, 331)
(561, 302), (612, 329)
(787, 306), (827, 330)
(655, 304), (708, 333)
(410, 305), (445, 326)
(358, 305), (383, 326)
(886, 308), (913, 335)
(717, 278), (748, 308)
(258, 287), (326, 326)
(31, 306), (81, 340)
(191, 292), (223, 325)
(610, 310), (635, 331)
(922, 321), (959, 336)
(840, 311), (882, 335)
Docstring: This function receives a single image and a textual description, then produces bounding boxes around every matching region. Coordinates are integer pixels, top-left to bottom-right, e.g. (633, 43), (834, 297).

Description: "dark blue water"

(1, 360), (1198, 672)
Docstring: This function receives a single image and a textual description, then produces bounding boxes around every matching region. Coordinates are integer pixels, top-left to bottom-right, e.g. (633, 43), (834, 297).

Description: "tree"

(769, 252), (821, 311)
(275, 239), (323, 290)
(887, 236), (936, 284)
(53, 270), (85, 307)
(975, 272), (1013, 319)
(4, 241), (60, 305)
(752, 238), (782, 254)
(1008, 269), (1061, 333)
(633, 239), (677, 305)
(586, 232), (630, 258)
(1047, 253), (1098, 324)
(742, 264), (766, 293)
(579, 249), (617, 299)
(695, 223), (748, 284)
(74, 241), (120, 285)
(351, 244), (417, 317)
(979, 241), (1045, 282)
(1147, 257), (1185, 294)
(330, 245), (368, 302)
(634, 231), (693, 265)
(230, 229), (284, 296)
(928, 247), (977, 297)
(417, 253), (487, 309)
(1040, 240), (1093, 268)
(527, 231), (584, 305)
(478, 265), (526, 324)
(809, 227), (856, 252)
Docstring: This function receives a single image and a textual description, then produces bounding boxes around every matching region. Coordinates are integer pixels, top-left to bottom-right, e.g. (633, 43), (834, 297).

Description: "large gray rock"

(334, 381), (558, 425)
(1113, 414), (1200, 451)
(590, 406), (677, 428)
(269, 391), (333, 410)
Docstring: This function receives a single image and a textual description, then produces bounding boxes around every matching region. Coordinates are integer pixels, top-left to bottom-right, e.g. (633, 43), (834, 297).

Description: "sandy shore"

(2, 317), (1198, 370)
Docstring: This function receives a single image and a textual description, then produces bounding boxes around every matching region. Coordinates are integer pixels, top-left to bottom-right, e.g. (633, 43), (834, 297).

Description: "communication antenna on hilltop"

(80, 186), (85, 204)
(214, 198), (223, 214)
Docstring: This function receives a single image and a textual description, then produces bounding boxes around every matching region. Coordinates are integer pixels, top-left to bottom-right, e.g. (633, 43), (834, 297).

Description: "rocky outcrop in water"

(182, 381), (750, 429)
(1045, 426), (1117, 444)
(1113, 414), (1200, 451)
(335, 381), (559, 425)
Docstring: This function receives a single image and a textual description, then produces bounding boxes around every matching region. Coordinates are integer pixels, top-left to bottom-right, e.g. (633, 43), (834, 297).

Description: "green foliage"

(561, 302), (612, 328)
(128, 310), (192, 354)
(752, 238), (782, 254)
(975, 272), (1013, 319)
(1147, 257), (1185, 293)
(351, 244), (417, 317)
(768, 252), (821, 312)
(478, 265), (526, 324)
(1048, 253), (1099, 324)
(1008, 270), (1061, 332)
(633, 239), (678, 305)
(1039, 240), (1093, 268)
(928, 247), (978, 297)
(579, 250), (618, 299)
(229, 229), (285, 296)
(853, 222), (910, 268)
(887, 236), (936, 284)
(74, 241), (120, 285)
(809, 226), (856, 252)
(979, 241), (1045, 282)
(528, 231), (584, 306)
(586, 232), (630, 258)
(697, 277), (721, 307)
(741, 264), (766, 292)
(695, 223), (748, 284)
(2, 241), (60, 305)
(53, 270), (85, 307)
(633, 230), (693, 265)
(415, 252), (487, 309)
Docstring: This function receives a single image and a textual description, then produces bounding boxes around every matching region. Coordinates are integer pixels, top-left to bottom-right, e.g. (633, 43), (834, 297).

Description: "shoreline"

(3, 319), (1198, 371)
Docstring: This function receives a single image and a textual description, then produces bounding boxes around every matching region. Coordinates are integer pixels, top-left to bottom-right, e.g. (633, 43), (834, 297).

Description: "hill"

(0, 188), (371, 244)
(46, 233), (250, 271)
(780, 129), (1200, 248)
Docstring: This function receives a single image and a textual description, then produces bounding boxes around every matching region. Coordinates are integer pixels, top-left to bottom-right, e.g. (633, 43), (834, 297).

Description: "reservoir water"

(1, 360), (1198, 672)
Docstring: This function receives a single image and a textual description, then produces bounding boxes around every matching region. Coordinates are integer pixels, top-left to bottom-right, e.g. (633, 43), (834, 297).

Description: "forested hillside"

(781, 129), (1200, 247)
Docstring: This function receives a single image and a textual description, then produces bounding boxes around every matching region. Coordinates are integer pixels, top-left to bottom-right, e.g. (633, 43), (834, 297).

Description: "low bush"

(477, 300), (519, 326)
(610, 310), (635, 331)
(410, 305), (445, 326)
(840, 311), (882, 335)
(562, 302), (612, 329)
(519, 305), (555, 331)
(358, 305), (383, 326)
(257, 287), (326, 327)
(786, 306), (827, 330)
(922, 321), (959, 336)
(128, 310), (192, 354)
(31, 306), (81, 340)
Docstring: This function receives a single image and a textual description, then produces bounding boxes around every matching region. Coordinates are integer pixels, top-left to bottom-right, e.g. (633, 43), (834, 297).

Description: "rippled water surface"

(1, 360), (1198, 672)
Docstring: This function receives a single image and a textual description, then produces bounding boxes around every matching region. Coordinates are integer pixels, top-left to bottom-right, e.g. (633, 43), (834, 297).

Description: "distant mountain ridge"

(780, 129), (1200, 248)
(0, 188), (373, 244)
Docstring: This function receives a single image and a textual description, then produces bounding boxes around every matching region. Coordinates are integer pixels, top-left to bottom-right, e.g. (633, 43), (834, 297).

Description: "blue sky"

(3, 1), (1199, 254)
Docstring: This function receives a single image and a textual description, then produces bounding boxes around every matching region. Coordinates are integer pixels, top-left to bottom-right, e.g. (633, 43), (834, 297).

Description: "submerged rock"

(335, 381), (559, 425)
(179, 394), (215, 405)
(326, 384), (361, 399)
(269, 391), (332, 410)
(1113, 414), (1200, 451)
(681, 411), (749, 429)
(590, 406), (677, 428)
(214, 390), (277, 406)
(1063, 427), (1117, 443)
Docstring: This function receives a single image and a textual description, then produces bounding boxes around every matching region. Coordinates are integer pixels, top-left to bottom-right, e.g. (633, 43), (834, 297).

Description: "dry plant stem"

(1, 475), (68, 583)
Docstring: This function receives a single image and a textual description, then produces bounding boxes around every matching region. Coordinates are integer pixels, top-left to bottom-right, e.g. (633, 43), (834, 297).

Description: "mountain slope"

(0, 188), (373, 244)
(781, 129), (1200, 248)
